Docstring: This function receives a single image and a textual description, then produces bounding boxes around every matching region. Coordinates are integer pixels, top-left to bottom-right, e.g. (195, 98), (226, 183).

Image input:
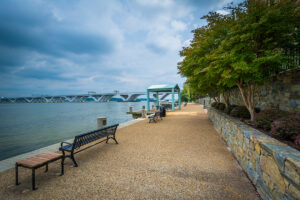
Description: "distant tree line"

(178, 0), (299, 121)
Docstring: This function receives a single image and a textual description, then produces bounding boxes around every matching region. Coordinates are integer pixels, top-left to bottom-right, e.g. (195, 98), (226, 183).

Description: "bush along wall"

(207, 107), (300, 200)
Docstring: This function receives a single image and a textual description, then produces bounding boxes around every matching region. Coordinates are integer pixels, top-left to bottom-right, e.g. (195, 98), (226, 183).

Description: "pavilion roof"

(147, 84), (180, 92)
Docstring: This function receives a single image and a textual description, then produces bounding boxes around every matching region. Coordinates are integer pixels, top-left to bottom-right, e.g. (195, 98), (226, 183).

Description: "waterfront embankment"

(0, 104), (259, 199)
(0, 118), (145, 172)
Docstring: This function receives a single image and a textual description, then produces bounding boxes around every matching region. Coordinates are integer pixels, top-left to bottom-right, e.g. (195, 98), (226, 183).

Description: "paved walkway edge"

(0, 118), (145, 172)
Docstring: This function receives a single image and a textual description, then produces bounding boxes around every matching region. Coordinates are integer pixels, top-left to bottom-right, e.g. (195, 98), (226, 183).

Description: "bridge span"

(0, 92), (171, 103)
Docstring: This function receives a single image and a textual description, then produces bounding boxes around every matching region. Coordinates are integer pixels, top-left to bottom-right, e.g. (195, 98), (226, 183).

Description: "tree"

(180, 83), (193, 102)
(178, 0), (300, 122)
(178, 11), (234, 105)
(217, 0), (299, 121)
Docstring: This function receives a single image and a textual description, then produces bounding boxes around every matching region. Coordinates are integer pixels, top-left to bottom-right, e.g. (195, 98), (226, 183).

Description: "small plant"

(217, 103), (226, 111)
(254, 107), (261, 113)
(230, 106), (251, 119)
(224, 105), (237, 114)
(211, 102), (218, 108)
(293, 135), (300, 147)
(254, 109), (289, 131)
(270, 114), (300, 140)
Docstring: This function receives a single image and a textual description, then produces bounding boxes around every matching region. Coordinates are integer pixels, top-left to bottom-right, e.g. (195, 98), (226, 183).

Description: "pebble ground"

(0, 104), (259, 200)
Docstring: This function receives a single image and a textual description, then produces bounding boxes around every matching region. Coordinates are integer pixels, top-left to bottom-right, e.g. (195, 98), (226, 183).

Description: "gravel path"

(0, 103), (259, 200)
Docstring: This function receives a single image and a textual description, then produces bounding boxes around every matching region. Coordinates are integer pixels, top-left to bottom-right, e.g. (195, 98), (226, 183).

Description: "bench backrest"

(73, 124), (119, 149)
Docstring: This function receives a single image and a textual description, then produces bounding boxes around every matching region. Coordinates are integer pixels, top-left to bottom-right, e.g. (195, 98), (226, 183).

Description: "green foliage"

(217, 103), (226, 111)
(254, 107), (261, 113)
(230, 106), (250, 119)
(211, 102), (218, 108)
(270, 114), (300, 140)
(254, 109), (289, 131)
(224, 105), (237, 114)
(217, 0), (299, 89)
(294, 135), (300, 147)
(178, 11), (234, 96)
(177, 0), (300, 121)
(181, 83), (194, 102)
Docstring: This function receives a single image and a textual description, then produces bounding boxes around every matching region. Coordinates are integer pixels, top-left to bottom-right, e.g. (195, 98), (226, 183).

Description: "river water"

(0, 102), (152, 161)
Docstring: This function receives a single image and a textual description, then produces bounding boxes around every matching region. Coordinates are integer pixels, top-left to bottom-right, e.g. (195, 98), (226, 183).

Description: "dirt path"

(0, 103), (259, 200)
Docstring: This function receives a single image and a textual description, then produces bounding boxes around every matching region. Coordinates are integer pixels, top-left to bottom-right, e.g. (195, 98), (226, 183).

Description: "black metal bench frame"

(15, 155), (64, 190)
(59, 124), (119, 167)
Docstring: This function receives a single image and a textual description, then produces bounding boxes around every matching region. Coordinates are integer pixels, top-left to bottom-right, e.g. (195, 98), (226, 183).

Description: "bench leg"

(106, 136), (118, 144)
(45, 164), (48, 172)
(15, 164), (20, 185)
(106, 136), (109, 143)
(60, 156), (64, 176)
(70, 153), (78, 167)
(32, 169), (37, 190)
(112, 136), (118, 144)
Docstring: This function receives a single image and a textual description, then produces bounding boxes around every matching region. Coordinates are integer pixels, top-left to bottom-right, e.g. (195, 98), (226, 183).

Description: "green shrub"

(217, 103), (226, 111)
(230, 106), (250, 119)
(211, 102), (218, 108)
(293, 135), (300, 147)
(254, 107), (261, 113)
(254, 109), (289, 131)
(224, 105), (237, 114)
(270, 114), (300, 140)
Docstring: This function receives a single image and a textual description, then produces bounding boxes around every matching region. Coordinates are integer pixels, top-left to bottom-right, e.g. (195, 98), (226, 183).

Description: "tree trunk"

(222, 91), (230, 109)
(236, 81), (256, 122)
(213, 96), (220, 103)
(216, 94), (220, 103)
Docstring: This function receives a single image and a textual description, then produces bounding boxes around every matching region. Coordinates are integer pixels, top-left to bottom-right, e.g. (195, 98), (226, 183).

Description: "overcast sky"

(0, 0), (242, 97)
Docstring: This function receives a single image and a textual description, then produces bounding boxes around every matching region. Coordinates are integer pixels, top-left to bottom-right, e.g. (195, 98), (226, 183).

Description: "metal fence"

(282, 47), (300, 70)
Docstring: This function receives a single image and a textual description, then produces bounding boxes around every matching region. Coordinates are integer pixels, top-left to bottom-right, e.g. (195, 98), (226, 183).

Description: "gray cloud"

(0, 0), (243, 97)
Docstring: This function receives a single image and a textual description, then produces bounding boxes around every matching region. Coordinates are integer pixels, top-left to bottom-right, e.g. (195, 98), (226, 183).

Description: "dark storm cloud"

(15, 68), (69, 81)
(0, 0), (113, 60)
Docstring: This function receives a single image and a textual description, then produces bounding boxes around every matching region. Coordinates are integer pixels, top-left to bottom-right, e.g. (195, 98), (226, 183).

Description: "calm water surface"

(0, 102), (152, 161)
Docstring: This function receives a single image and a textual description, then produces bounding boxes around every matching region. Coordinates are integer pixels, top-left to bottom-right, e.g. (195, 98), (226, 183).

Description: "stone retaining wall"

(207, 107), (300, 200)
(221, 69), (300, 113)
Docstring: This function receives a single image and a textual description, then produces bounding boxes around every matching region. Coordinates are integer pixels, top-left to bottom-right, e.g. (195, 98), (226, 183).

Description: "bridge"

(0, 92), (172, 103)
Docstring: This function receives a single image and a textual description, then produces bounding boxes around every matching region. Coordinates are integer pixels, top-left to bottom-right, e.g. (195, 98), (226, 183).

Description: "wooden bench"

(148, 111), (162, 123)
(59, 124), (119, 167)
(15, 152), (64, 190)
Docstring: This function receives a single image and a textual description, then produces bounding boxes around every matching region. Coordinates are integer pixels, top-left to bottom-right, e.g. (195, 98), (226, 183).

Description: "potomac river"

(0, 102), (153, 161)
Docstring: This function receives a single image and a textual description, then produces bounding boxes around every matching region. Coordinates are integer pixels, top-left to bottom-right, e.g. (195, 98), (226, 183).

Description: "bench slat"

(17, 152), (62, 168)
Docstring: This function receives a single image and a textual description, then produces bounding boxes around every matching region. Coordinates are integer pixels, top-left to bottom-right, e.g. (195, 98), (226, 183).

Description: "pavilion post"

(171, 88), (175, 112)
(156, 92), (159, 108)
(178, 90), (181, 110)
(147, 89), (150, 111)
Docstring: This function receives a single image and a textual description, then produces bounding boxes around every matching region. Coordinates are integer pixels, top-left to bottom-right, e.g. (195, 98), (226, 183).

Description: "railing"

(282, 47), (300, 70)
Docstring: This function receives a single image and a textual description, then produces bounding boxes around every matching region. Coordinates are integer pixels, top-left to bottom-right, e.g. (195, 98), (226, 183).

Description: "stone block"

(291, 85), (300, 92)
(257, 177), (273, 200)
(260, 141), (288, 156)
(286, 182), (300, 200)
(260, 155), (285, 193)
(289, 100), (297, 108)
(247, 162), (258, 184)
(255, 142), (262, 155)
(285, 157), (300, 186)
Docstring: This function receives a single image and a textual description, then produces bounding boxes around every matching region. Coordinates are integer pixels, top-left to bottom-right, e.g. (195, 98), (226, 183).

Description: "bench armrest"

(60, 141), (72, 147)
